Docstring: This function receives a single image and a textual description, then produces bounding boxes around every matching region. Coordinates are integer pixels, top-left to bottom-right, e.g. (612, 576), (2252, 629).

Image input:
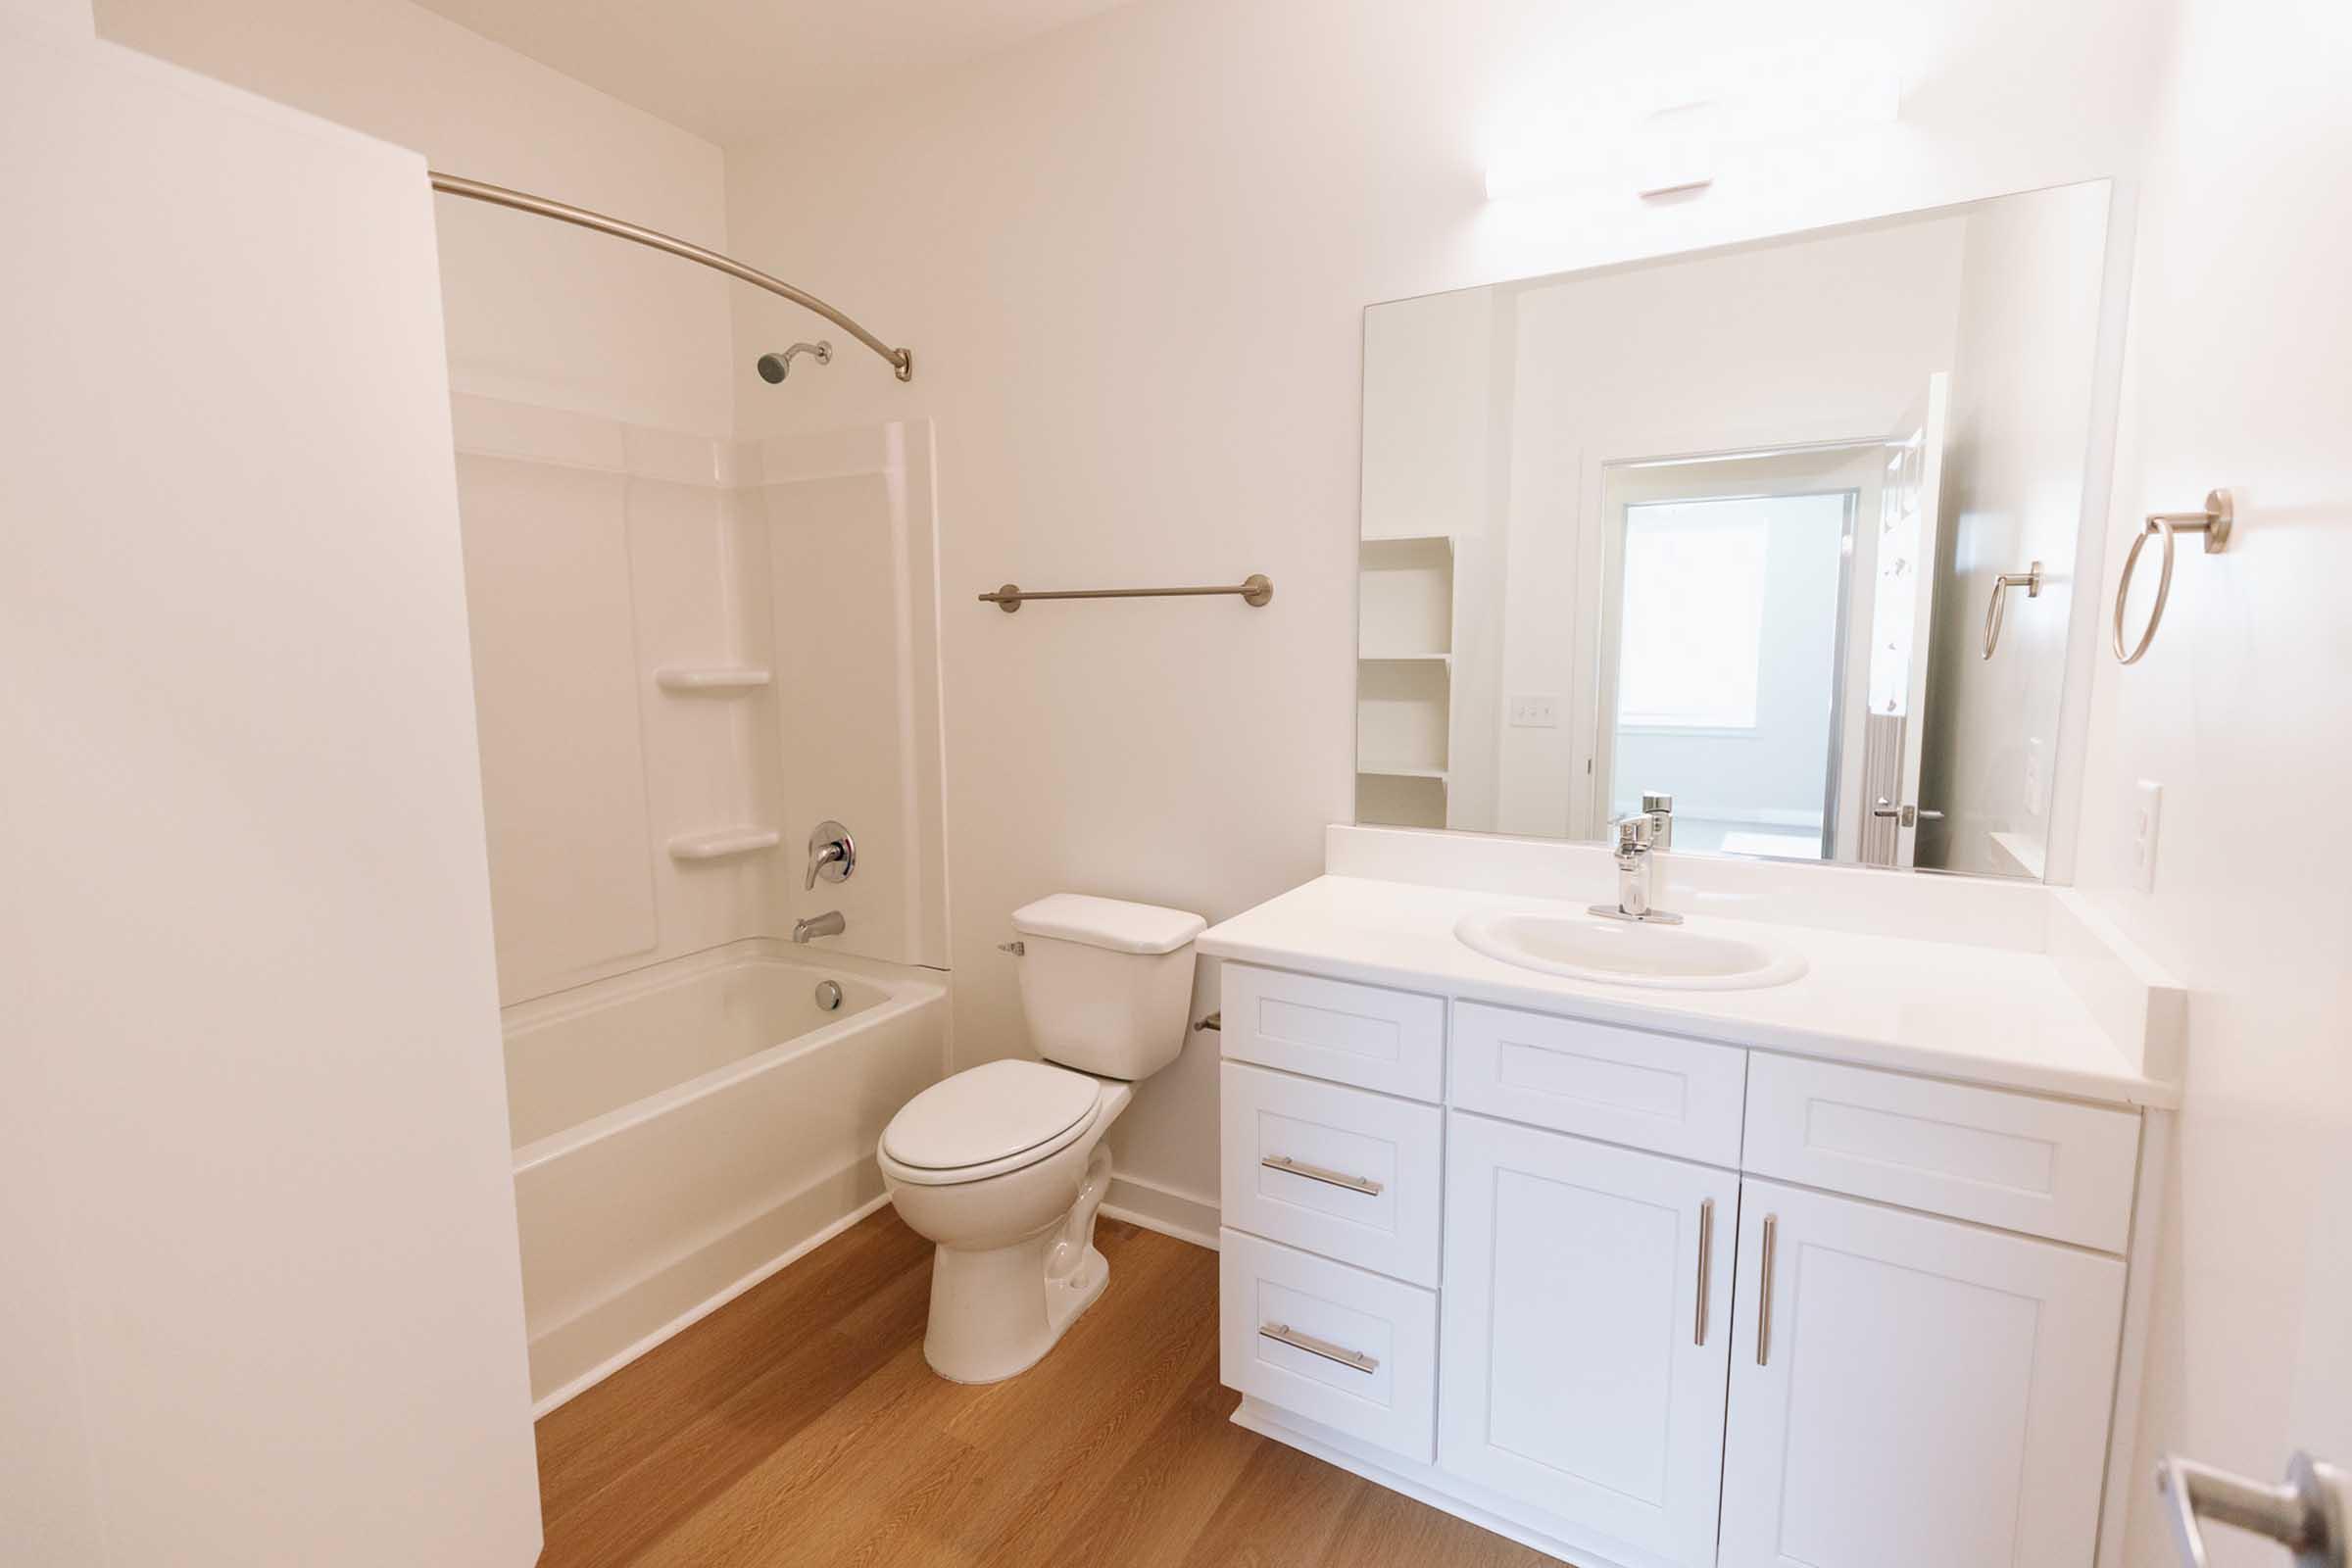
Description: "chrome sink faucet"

(1642, 791), (1675, 851)
(792, 909), (845, 944)
(1591, 813), (1683, 925)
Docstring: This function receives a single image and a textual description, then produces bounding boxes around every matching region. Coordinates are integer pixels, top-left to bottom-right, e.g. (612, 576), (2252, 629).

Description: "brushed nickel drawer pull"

(1694, 1197), (1715, 1347)
(1261, 1154), (1384, 1197)
(1756, 1213), (1779, 1366)
(1260, 1321), (1379, 1373)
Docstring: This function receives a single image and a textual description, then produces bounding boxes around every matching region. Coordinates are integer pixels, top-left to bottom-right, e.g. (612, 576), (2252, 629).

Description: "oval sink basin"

(1454, 909), (1807, 991)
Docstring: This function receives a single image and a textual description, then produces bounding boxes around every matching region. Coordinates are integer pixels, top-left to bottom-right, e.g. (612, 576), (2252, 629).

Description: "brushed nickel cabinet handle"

(1260, 1154), (1384, 1197)
(1694, 1198), (1715, 1347)
(1756, 1213), (1779, 1367)
(1259, 1321), (1379, 1373)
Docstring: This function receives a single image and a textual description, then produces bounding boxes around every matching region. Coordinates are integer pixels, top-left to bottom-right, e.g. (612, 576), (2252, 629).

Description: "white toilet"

(877, 893), (1205, 1383)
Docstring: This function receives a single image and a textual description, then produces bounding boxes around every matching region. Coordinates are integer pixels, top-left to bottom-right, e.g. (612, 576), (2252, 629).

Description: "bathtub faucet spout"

(792, 909), (846, 944)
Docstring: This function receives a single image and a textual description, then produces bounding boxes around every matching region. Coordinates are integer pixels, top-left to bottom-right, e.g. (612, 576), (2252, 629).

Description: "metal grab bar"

(979, 575), (1273, 613)
(1259, 1154), (1384, 1197)
(2159, 1451), (2348, 1568)
(1259, 1322), (1379, 1374)
(2115, 488), (2236, 664)
(1981, 562), (2042, 659)
(427, 172), (913, 382)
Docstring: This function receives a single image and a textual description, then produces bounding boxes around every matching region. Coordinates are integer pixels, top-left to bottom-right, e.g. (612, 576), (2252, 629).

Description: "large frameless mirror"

(1354, 180), (2117, 878)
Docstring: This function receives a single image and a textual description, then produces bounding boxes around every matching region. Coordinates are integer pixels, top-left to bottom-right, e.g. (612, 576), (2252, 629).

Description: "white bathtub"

(502, 939), (947, 1409)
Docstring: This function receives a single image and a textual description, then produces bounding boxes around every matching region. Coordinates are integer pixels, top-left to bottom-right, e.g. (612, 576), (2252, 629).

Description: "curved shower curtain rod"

(427, 172), (913, 382)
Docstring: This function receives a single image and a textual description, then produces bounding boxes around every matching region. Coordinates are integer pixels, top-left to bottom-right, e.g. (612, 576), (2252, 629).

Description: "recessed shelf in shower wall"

(655, 666), (773, 693)
(665, 828), (781, 862)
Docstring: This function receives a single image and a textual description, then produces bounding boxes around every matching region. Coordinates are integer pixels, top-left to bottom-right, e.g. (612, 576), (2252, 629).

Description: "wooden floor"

(535, 1207), (1569, 1567)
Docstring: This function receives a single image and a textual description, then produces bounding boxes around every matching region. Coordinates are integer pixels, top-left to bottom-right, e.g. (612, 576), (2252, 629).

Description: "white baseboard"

(529, 1190), (893, 1419)
(1102, 1173), (1219, 1250)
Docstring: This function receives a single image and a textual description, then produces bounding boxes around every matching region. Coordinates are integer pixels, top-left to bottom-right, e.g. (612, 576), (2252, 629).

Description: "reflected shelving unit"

(1356, 534), (1455, 829)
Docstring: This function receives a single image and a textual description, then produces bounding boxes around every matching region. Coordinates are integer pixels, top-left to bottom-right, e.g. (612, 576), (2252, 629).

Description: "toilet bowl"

(878, 894), (1203, 1383)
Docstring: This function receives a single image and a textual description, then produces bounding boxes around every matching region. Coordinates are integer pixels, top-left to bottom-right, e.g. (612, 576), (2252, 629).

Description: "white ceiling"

(410, 0), (1140, 146)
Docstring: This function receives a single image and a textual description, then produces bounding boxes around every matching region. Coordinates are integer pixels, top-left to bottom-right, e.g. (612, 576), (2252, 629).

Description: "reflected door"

(1862, 373), (1950, 867)
(1594, 451), (1868, 860)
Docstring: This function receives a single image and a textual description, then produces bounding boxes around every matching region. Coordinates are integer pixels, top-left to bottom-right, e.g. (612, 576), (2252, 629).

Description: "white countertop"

(1198, 875), (2177, 1109)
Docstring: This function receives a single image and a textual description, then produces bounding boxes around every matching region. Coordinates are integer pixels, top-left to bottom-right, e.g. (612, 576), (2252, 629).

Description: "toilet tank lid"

(1011, 894), (1206, 955)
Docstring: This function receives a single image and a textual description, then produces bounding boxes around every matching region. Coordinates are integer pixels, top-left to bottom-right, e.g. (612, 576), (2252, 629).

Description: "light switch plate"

(2131, 780), (2163, 893)
(1508, 694), (1559, 728)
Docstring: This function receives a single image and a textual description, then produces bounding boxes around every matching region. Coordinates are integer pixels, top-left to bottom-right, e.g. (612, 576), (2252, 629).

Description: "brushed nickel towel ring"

(2114, 489), (2235, 665)
(1981, 562), (2043, 660)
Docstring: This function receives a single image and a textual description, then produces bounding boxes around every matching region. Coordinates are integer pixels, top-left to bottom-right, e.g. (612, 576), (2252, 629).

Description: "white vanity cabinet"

(1719, 1180), (2127, 1568)
(1441, 1111), (1740, 1568)
(1214, 963), (2146, 1568)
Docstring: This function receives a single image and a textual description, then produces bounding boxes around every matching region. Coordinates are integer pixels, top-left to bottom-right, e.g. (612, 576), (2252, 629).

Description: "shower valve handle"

(806, 821), (855, 890)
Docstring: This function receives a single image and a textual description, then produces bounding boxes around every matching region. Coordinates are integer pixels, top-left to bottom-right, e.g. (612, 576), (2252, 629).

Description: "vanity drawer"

(1220, 963), (1446, 1102)
(1219, 1228), (1437, 1464)
(1743, 1054), (2141, 1251)
(1220, 1061), (1443, 1286)
(1450, 1002), (1746, 1166)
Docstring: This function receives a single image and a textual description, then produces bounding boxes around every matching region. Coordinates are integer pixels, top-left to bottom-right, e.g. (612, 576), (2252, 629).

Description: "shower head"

(758, 340), (833, 383)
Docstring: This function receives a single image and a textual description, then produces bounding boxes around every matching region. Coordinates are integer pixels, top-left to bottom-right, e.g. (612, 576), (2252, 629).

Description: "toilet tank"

(1010, 895), (1206, 1080)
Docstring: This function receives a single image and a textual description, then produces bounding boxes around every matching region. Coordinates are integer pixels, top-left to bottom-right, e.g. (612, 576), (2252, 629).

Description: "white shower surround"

(448, 394), (950, 1004)
(447, 396), (955, 1406)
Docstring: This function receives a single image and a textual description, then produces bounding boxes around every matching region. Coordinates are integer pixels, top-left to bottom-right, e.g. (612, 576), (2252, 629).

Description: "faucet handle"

(805, 820), (855, 891)
(1614, 814), (1653, 856)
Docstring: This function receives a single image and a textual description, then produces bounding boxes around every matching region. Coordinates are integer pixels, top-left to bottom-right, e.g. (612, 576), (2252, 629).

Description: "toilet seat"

(880, 1058), (1103, 1186)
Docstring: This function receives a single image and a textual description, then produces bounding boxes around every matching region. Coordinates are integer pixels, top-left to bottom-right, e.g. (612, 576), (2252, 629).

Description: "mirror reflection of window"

(1615, 505), (1768, 730)
(1606, 489), (1853, 861)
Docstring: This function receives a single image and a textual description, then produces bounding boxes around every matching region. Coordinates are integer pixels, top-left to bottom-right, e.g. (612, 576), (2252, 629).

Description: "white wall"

(0, 18), (537, 1563)
(723, 0), (2170, 1212)
(2071, 0), (2352, 1555)
(96, 0), (733, 436)
(1360, 286), (1497, 542)
(1917, 181), (2112, 876)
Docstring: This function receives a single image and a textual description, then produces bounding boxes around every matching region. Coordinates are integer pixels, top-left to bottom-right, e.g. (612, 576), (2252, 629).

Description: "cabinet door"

(1440, 1112), (1739, 1568)
(1720, 1179), (2126, 1568)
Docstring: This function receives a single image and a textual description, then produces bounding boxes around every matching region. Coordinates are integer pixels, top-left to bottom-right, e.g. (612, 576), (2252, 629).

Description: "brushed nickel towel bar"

(979, 574), (1274, 612)
(426, 172), (913, 382)
(2115, 488), (2235, 664)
